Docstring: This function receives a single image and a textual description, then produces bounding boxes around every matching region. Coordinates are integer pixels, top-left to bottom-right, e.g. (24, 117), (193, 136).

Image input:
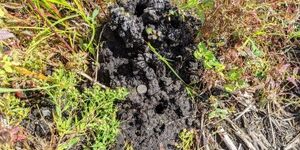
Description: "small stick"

(284, 132), (300, 150)
(200, 111), (210, 150)
(257, 131), (272, 148)
(237, 144), (242, 150)
(249, 131), (269, 150)
(267, 103), (276, 148)
(226, 119), (256, 150)
(94, 24), (107, 83)
(218, 127), (238, 150)
(77, 71), (107, 89)
(207, 133), (223, 149)
(234, 103), (254, 121)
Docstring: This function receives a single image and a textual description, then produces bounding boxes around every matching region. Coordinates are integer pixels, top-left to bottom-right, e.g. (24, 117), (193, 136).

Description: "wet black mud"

(98, 0), (203, 149)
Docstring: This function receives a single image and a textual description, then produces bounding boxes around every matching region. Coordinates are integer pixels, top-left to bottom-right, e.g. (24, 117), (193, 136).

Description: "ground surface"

(0, 0), (300, 150)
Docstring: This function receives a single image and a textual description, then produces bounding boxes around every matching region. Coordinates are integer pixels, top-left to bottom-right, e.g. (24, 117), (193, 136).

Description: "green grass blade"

(0, 85), (58, 93)
(147, 42), (186, 85)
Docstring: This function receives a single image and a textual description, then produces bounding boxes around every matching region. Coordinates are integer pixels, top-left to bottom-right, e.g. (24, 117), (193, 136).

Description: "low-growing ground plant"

(177, 129), (196, 150)
(45, 69), (128, 149)
(207, 95), (230, 120)
(194, 42), (225, 74)
(0, 94), (29, 126)
(0, 0), (127, 149)
(173, 0), (214, 22)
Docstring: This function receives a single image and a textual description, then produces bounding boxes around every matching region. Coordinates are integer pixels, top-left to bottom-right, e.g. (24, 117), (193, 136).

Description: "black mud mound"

(98, 0), (202, 149)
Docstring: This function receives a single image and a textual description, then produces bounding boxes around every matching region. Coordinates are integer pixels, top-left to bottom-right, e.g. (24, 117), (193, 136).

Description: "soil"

(21, 98), (53, 140)
(98, 0), (203, 149)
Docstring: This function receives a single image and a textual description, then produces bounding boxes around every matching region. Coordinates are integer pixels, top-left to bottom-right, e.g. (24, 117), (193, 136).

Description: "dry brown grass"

(194, 0), (300, 149)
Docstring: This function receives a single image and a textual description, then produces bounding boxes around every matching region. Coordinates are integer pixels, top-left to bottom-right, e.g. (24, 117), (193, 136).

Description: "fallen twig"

(77, 71), (107, 89)
(94, 24), (107, 83)
(218, 127), (238, 150)
(267, 103), (277, 148)
(284, 132), (300, 150)
(249, 131), (269, 150)
(200, 111), (210, 150)
(226, 119), (256, 150)
(234, 103), (254, 121)
(207, 132), (223, 150)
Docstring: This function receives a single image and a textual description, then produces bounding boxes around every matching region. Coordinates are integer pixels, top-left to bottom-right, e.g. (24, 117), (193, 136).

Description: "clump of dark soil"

(98, 0), (203, 149)
(21, 98), (53, 140)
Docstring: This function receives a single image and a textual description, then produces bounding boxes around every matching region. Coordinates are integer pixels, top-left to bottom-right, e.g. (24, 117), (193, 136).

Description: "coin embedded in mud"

(137, 84), (147, 94)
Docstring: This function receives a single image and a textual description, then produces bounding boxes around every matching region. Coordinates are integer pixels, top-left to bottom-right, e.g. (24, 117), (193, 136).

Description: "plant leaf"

(91, 7), (100, 20)
(0, 6), (5, 18)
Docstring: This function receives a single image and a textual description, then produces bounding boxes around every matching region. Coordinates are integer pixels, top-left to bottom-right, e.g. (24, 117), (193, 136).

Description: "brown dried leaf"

(14, 66), (48, 81)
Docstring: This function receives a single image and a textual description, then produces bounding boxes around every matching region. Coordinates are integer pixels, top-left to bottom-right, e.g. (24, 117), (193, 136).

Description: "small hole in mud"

(175, 108), (183, 117)
(160, 124), (165, 132)
(129, 122), (134, 126)
(155, 101), (168, 114)
(136, 130), (141, 136)
(135, 4), (147, 17)
(170, 20), (181, 28)
(118, 64), (133, 76)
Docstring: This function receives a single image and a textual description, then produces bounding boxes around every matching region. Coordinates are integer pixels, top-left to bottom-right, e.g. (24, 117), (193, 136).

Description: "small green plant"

(1, 55), (14, 74)
(194, 42), (225, 74)
(83, 86), (128, 149)
(0, 53), (17, 86)
(194, 42), (254, 92)
(0, 53), (56, 93)
(0, 94), (30, 125)
(223, 68), (248, 93)
(174, 0), (214, 22)
(177, 129), (196, 150)
(45, 69), (128, 149)
(246, 38), (269, 79)
(208, 96), (229, 120)
(289, 30), (300, 39)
